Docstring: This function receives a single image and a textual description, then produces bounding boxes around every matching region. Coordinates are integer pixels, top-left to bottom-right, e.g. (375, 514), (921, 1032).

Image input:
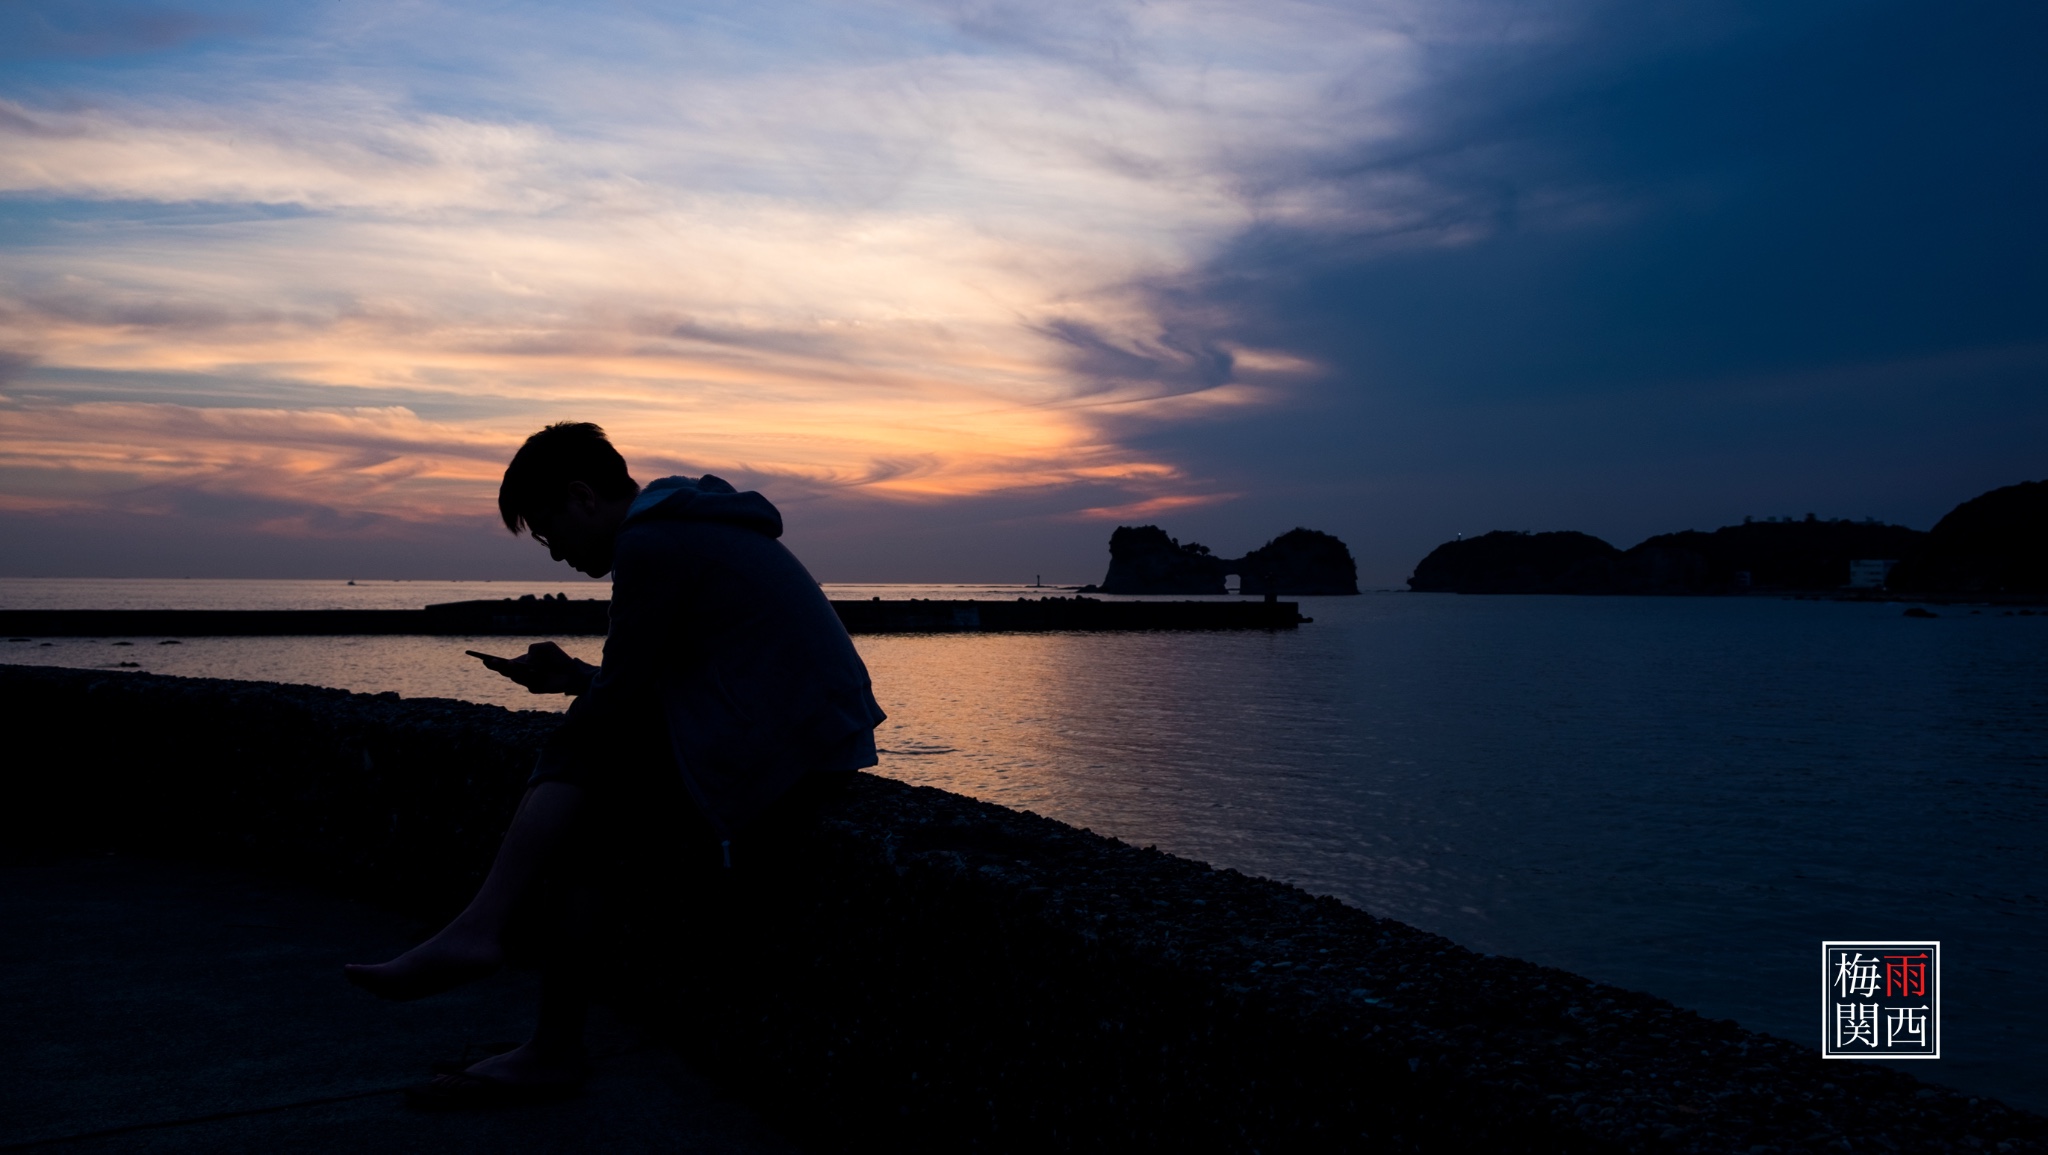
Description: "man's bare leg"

(345, 781), (585, 1002)
(454, 918), (594, 1087)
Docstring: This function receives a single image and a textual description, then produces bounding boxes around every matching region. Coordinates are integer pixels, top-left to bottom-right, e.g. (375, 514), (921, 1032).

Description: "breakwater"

(4, 664), (2038, 1153)
(0, 595), (1303, 637)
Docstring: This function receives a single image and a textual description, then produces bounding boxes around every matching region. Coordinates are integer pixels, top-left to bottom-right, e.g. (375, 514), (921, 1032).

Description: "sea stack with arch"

(1087, 525), (1360, 595)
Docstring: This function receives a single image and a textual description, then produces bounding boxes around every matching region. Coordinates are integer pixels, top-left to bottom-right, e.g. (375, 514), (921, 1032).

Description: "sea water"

(3, 579), (2043, 1111)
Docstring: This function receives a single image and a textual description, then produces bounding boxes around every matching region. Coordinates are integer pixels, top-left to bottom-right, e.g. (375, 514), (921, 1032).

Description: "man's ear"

(563, 480), (599, 511)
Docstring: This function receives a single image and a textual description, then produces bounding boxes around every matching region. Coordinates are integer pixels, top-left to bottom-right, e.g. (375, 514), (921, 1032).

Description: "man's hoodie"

(622, 473), (782, 538)
(537, 475), (885, 836)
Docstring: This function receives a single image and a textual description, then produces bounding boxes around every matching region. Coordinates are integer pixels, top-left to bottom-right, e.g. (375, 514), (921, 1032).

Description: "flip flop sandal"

(404, 1070), (587, 1111)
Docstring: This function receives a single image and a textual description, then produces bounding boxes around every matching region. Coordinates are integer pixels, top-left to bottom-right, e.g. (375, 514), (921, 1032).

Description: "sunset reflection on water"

(6, 589), (2045, 1110)
(858, 627), (1374, 893)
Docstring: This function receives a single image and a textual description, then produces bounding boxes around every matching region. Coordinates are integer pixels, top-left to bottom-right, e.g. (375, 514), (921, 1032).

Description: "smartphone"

(465, 649), (517, 669)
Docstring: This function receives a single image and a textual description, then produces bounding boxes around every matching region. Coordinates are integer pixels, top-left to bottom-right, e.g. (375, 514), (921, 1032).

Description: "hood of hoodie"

(622, 474), (783, 539)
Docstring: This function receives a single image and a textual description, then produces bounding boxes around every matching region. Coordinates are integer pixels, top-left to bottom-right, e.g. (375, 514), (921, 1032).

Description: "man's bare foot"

(343, 926), (501, 1002)
(402, 1041), (589, 1110)
(464, 1040), (589, 1088)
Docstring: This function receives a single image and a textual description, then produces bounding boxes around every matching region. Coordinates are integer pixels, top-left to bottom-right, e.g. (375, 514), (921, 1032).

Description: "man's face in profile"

(527, 486), (618, 578)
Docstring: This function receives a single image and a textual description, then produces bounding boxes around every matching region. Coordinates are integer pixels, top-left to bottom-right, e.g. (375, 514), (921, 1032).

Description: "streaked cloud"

(1075, 493), (1239, 521)
(0, 403), (495, 520)
(0, 0), (1435, 549)
(2, 0), (2041, 582)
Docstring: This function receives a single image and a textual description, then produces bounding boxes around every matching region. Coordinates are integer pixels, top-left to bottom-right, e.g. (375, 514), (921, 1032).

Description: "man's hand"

(469, 641), (596, 695)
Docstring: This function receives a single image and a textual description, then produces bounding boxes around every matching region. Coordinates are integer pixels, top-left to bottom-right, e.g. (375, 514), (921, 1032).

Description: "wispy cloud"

(0, 98), (566, 213)
(9, 0), (2031, 580)
(0, 1), (238, 62)
(0, 402), (502, 521)
(0, 0), (1456, 557)
(1074, 492), (1238, 520)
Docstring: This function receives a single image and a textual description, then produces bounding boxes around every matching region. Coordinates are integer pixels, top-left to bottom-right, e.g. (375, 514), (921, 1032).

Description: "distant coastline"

(1406, 479), (2047, 600)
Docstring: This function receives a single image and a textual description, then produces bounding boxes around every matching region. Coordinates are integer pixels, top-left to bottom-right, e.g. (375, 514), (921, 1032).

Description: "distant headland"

(1408, 479), (2048, 596)
(1079, 525), (1360, 596)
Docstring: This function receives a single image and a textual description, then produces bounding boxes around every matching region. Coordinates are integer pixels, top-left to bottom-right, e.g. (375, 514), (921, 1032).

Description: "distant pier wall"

(3, 664), (2037, 1153)
(0, 596), (1303, 638)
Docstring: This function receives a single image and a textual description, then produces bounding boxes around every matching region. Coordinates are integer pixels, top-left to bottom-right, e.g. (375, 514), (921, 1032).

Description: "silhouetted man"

(345, 421), (886, 1106)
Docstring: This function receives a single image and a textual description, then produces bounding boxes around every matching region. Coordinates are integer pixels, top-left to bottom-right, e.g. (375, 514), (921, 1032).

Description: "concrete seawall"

(4, 663), (2039, 1153)
(0, 595), (1304, 637)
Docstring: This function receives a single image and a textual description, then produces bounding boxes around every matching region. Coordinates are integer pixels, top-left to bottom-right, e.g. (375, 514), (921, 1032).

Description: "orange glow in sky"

(0, 4), (1377, 560)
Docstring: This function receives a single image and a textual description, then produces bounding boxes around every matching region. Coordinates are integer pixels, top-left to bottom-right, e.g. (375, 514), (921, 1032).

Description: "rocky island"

(1085, 525), (1360, 595)
(1887, 478), (2048, 594)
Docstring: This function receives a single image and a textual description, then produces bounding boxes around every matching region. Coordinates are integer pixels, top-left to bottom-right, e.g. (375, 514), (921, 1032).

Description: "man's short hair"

(499, 422), (639, 534)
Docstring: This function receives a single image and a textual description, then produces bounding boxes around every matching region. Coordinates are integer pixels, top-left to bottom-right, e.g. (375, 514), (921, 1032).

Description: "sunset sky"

(2, 0), (2043, 586)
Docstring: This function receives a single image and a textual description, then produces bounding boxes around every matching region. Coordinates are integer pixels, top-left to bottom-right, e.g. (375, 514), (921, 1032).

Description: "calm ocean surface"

(4, 578), (2043, 1111)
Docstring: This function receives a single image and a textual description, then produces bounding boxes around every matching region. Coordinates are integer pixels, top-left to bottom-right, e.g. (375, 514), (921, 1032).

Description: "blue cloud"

(0, 1), (253, 63)
(1037, 318), (1235, 397)
(0, 0), (2040, 583)
(1102, 0), (2048, 582)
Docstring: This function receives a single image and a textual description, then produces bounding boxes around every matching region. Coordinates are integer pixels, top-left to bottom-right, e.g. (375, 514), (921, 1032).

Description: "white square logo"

(1822, 941), (1939, 1059)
